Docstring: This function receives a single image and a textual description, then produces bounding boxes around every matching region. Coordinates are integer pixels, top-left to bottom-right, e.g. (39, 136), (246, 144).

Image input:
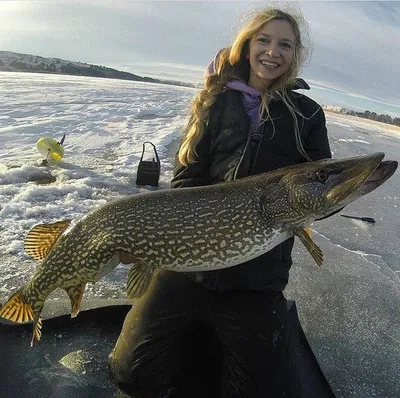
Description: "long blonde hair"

(179, 7), (312, 166)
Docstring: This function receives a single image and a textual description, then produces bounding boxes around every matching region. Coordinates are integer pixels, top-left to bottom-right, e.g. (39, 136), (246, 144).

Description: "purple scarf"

(225, 80), (263, 129)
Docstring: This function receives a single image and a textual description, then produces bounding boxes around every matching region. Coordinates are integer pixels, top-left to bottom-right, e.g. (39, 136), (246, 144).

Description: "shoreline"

(324, 109), (400, 136)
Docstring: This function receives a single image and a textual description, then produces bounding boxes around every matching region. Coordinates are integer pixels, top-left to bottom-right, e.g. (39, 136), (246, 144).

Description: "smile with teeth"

(260, 60), (280, 68)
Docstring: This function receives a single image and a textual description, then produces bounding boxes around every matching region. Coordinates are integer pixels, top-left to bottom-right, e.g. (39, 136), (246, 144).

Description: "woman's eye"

(280, 42), (292, 49)
(257, 37), (270, 43)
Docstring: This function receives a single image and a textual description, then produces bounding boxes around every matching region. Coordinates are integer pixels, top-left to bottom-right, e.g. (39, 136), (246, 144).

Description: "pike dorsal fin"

(24, 220), (72, 261)
(296, 227), (324, 267)
(126, 257), (154, 299)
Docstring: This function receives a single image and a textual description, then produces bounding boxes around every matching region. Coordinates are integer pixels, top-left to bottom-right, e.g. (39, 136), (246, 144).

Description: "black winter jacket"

(171, 83), (331, 293)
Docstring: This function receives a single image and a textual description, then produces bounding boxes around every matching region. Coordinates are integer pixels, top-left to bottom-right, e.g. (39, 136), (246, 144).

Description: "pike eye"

(315, 170), (328, 182)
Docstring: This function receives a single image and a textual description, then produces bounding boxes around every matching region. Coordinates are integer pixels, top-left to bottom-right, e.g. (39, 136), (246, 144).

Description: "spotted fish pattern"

(0, 152), (397, 345)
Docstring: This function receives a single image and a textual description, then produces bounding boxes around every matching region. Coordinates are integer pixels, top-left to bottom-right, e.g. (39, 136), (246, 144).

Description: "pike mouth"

(356, 160), (398, 196)
(327, 153), (397, 205)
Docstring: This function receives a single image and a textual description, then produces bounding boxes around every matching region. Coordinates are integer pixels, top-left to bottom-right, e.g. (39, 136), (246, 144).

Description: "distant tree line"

(1, 57), (195, 89)
(345, 109), (400, 127)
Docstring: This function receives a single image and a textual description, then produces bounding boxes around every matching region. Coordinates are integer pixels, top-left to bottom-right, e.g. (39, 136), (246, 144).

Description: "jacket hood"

(224, 78), (310, 94)
(225, 80), (263, 96)
(223, 78), (310, 128)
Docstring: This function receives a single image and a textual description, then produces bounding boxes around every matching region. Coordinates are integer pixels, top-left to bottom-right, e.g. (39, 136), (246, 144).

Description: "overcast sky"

(1, 1), (399, 111)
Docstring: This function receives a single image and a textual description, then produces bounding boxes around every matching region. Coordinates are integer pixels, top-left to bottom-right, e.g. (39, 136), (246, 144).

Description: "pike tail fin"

(0, 287), (43, 346)
(0, 287), (33, 323)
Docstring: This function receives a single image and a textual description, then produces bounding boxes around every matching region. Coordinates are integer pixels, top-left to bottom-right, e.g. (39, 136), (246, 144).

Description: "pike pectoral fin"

(24, 220), (72, 261)
(126, 261), (154, 300)
(295, 228), (324, 267)
(64, 283), (86, 318)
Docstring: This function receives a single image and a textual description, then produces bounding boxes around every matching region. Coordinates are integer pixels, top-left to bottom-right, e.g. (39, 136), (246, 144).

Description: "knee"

(108, 350), (176, 397)
(108, 350), (140, 396)
(108, 350), (121, 380)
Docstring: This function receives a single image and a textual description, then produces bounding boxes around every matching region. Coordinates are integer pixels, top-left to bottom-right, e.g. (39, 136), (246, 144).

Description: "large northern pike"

(0, 152), (397, 345)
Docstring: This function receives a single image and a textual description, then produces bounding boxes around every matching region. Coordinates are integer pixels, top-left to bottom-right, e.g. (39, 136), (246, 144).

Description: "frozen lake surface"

(0, 72), (399, 397)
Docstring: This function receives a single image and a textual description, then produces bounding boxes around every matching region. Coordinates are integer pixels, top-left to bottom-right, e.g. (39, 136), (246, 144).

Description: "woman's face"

(247, 19), (296, 92)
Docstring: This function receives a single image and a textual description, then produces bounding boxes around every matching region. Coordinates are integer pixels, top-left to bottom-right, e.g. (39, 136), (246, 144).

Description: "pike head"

(273, 152), (396, 223)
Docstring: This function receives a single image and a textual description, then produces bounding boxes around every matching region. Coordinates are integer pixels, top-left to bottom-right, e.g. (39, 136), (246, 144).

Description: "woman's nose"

(266, 43), (280, 57)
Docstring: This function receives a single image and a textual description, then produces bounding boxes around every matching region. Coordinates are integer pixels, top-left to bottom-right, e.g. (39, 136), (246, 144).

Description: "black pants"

(109, 270), (296, 398)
